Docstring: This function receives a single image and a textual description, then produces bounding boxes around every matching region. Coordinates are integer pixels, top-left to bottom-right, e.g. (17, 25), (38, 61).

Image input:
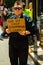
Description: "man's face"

(13, 3), (23, 16)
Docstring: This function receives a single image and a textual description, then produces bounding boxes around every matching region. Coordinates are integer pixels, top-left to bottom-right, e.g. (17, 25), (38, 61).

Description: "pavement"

(0, 38), (11, 65)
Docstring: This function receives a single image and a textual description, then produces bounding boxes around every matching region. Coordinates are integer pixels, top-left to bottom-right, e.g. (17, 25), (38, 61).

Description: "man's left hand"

(18, 31), (30, 36)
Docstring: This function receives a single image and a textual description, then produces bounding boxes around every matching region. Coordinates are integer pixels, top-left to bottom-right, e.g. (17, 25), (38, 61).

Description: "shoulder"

(10, 14), (16, 19)
(23, 13), (32, 22)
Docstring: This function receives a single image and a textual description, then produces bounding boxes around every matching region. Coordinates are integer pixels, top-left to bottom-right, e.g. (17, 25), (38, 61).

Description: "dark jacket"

(8, 13), (36, 45)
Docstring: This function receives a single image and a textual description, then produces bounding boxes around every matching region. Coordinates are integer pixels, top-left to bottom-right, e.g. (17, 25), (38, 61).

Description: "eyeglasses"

(14, 7), (22, 10)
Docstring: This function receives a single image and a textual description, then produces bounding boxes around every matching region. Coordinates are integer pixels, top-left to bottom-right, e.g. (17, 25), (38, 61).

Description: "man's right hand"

(6, 29), (11, 34)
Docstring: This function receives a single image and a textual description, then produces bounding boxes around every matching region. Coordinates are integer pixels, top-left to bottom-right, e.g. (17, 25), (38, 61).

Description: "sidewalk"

(0, 39), (10, 65)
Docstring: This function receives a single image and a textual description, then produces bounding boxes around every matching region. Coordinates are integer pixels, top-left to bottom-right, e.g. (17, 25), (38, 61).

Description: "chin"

(16, 14), (20, 16)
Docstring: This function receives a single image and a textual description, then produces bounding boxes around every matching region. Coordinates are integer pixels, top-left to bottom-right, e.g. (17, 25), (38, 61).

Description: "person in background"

(1, 5), (12, 38)
(6, 1), (36, 65)
(26, 2), (33, 19)
(23, 2), (35, 45)
(0, 0), (4, 28)
(37, 8), (43, 44)
(26, 2), (39, 42)
(23, 2), (28, 15)
(23, 2), (33, 18)
(1, 6), (8, 38)
(0, 0), (4, 40)
(0, 0), (8, 38)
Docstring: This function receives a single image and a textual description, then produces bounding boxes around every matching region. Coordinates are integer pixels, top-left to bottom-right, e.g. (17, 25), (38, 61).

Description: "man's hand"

(18, 31), (26, 36)
(18, 31), (30, 36)
(26, 31), (30, 35)
(6, 29), (11, 34)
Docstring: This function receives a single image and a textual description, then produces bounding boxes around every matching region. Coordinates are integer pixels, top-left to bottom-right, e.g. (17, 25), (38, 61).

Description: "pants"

(9, 42), (28, 65)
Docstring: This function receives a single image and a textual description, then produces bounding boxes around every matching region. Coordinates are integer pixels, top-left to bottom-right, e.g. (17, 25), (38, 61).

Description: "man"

(6, 1), (35, 65)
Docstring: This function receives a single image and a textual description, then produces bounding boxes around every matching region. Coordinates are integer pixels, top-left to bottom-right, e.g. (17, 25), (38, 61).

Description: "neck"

(16, 13), (22, 18)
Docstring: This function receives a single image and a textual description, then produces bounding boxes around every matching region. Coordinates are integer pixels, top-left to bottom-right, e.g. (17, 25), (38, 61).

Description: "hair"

(29, 2), (32, 7)
(14, 1), (23, 7)
(22, 2), (25, 8)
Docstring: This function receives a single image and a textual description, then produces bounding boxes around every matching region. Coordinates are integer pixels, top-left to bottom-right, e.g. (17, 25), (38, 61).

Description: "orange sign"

(7, 18), (26, 32)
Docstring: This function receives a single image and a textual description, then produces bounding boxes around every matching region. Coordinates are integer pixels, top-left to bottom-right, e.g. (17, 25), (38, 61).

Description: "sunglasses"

(14, 7), (22, 10)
